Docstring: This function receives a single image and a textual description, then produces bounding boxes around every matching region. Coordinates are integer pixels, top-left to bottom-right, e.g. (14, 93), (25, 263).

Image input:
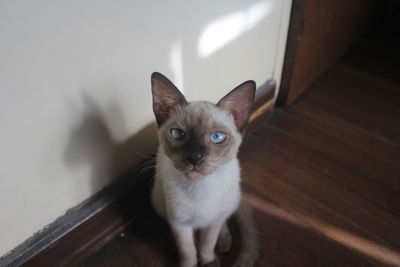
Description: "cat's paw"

(200, 258), (220, 267)
(180, 262), (197, 267)
(217, 231), (232, 252)
(180, 257), (197, 267)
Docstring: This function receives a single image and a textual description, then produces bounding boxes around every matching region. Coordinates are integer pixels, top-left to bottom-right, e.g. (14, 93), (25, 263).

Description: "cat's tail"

(233, 199), (259, 267)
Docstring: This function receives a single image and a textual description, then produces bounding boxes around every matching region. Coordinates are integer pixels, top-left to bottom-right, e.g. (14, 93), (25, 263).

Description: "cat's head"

(151, 72), (255, 179)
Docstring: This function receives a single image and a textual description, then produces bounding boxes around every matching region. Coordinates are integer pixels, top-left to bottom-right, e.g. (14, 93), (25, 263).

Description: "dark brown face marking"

(151, 72), (255, 179)
(159, 102), (242, 178)
(184, 129), (206, 166)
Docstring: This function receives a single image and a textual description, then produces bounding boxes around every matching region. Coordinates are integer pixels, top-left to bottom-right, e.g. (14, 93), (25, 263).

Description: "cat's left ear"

(217, 80), (256, 131)
(151, 72), (188, 126)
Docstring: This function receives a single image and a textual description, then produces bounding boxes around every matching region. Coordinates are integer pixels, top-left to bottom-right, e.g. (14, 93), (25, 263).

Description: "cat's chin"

(185, 170), (204, 180)
(183, 166), (206, 180)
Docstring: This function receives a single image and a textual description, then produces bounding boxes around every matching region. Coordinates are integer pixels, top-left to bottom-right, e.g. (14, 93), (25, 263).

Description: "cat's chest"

(166, 166), (240, 227)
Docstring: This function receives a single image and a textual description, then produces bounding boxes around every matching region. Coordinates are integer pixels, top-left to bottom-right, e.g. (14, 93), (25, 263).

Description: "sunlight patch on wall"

(198, 1), (273, 58)
(169, 39), (184, 92)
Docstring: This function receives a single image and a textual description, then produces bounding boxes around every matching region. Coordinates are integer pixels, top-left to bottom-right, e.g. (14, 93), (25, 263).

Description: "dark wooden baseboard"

(0, 84), (275, 267)
(247, 79), (276, 133)
(0, 166), (155, 267)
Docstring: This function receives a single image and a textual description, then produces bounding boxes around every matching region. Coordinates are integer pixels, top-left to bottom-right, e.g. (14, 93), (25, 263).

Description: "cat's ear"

(217, 80), (256, 131)
(151, 72), (187, 126)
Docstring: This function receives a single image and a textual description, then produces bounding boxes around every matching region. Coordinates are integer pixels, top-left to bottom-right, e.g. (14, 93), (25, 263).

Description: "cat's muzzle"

(186, 152), (204, 165)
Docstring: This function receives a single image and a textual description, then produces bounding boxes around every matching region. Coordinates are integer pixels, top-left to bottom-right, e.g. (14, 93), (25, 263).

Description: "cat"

(150, 72), (258, 267)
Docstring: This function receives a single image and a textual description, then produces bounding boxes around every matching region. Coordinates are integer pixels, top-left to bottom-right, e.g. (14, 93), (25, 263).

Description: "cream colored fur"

(152, 103), (242, 267)
(150, 73), (257, 267)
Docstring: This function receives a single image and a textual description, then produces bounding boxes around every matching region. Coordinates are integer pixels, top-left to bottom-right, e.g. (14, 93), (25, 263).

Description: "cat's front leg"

(171, 224), (197, 267)
(199, 220), (225, 266)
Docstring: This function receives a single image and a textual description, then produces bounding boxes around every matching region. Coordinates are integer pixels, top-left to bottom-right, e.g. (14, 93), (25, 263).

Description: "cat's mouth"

(190, 165), (198, 171)
(173, 160), (211, 179)
(184, 165), (204, 179)
(187, 165), (199, 173)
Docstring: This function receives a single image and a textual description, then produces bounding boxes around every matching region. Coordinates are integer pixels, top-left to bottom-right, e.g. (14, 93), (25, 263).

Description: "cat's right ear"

(217, 80), (256, 131)
(151, 72), (187, 126)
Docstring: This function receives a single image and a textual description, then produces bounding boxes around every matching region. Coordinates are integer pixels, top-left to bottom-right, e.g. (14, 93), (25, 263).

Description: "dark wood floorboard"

(79, 35), (400, 266)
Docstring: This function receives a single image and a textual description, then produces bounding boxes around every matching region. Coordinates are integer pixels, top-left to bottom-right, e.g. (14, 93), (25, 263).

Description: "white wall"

(0, 0), (291, 256)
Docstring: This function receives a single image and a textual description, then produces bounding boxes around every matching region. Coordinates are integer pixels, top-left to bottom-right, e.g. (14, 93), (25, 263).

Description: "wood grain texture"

(10, 29), (400, 267)
(13, 166), (155, 267)
(79, 33), (400, 267)
(246, 80), (276, 134)
(1, 74), (275, 267)
(278, 0), (380, 105)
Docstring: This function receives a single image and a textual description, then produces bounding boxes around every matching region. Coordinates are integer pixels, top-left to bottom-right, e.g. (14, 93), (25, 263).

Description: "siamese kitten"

(150, 72), (258, 267)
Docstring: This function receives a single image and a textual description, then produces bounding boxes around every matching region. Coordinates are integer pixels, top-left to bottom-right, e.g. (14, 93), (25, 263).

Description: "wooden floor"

(80, 36), (400, 267)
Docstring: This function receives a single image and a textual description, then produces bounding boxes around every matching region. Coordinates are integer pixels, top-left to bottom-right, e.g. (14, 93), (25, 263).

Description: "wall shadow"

(64, 94), (158, 196)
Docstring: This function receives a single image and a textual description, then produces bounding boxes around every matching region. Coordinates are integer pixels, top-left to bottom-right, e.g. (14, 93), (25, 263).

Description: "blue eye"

(170, 128), (185, 140)
(210, 132), (226, 144)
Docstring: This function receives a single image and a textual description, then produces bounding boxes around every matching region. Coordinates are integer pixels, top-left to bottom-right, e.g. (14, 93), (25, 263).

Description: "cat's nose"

(186, 153), (204, 165)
